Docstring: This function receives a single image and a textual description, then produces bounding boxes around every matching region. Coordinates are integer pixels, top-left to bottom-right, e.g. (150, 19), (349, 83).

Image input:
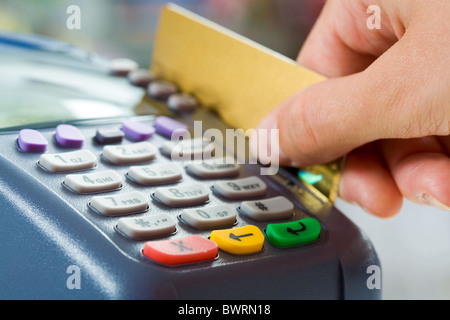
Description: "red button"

(143, 235), (218, 266)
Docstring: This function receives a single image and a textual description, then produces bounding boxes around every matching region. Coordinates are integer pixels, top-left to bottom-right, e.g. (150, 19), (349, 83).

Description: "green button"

(266, 217), (321, 248)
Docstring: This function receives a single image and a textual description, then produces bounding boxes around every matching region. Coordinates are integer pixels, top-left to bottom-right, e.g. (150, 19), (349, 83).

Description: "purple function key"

(55, 124), (85, 148)
(154, 116), (189, 138)
(17, 129), (48, 153)
(121, 119), (155, 141)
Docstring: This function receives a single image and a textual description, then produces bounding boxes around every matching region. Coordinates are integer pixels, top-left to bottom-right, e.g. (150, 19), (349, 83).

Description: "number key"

(212, 176), (267, 200)
(126, 163), (183, 185)
(179, 204), (237, 229)
(102, 142), (157, 165)
(63, 170), (122, 194)
(152, 183), (210, 207)
(89, 191), (149, 216)
(38, 150), (97, 173)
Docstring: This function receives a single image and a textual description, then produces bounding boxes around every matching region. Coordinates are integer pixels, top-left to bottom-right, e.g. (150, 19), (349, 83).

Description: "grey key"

(128, 69), (157, 87)
(102, 142), (157, 165)
(63, 170), (122, 194)
(186, 157), (240, 179)
(147, 80), (178, 99)
(212, 176), (267, 200)
(127, 163), (183, 186)
(160, 138), (215, 161)
(109, 58), (139, 76)
(239, 196), (294, 221)
(89, 191), (149, 216)
(153, 183), (210, 207)
(39, 149), (97, 173)
(167, 93), (198, 112)
(180, 204), (237, 229)
(117, 213), (176, 240)
(95, 129), (124, 145)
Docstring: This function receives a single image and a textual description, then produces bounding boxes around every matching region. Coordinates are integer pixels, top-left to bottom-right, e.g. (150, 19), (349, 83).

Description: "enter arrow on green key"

(266, 217), (321, 248)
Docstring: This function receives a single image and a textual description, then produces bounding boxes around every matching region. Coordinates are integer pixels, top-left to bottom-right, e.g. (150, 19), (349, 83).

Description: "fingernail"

(418, 193), (450, 211)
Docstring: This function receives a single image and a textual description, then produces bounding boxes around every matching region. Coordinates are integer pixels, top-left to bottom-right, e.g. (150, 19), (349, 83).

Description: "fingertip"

(339, 149), (403, 219)
(339, 182), (403, 219)
(405, 156), (450, 212)
(378, 139), (450, 213)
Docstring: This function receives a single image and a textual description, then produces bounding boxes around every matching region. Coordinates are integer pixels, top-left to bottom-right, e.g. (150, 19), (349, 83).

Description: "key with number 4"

(63, 170), (122, 194)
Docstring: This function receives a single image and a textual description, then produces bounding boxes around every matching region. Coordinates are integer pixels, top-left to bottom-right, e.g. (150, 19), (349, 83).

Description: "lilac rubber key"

(121, 119), (155, 141)
(17, 129), (48, 153)
(154, 116), (189, 138)
(55, 124), (85, 148)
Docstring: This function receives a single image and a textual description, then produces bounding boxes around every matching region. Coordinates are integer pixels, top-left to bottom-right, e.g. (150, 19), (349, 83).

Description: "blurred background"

(0, 0), (324, 67)
(1, 0), (449, 300)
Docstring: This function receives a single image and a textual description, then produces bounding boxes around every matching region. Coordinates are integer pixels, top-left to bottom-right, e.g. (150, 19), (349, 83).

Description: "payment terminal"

(0, 5), (381, 300)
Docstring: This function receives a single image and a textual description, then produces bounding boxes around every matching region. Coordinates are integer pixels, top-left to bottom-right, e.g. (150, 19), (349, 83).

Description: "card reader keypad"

(15, 115), (321, 267)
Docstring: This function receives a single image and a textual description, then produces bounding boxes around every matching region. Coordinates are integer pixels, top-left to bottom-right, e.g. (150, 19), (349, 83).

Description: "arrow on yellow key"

(229, 232), (254, 242)
(210, 225), (264, 255)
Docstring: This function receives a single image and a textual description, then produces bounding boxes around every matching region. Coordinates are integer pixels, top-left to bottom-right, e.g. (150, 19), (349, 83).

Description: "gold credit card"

(150, 3), (340, 203)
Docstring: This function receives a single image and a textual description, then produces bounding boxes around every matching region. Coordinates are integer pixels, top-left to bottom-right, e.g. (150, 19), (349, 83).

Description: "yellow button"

(210, 225), (264, 255)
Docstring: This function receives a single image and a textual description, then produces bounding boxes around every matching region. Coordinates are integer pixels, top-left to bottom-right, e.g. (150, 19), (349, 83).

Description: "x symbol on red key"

(143, 235), (218, 266)
(171, 240), (192, 252)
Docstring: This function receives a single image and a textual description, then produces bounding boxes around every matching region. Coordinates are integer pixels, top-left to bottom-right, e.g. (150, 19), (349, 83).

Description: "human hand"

(254, 0), (450, 217)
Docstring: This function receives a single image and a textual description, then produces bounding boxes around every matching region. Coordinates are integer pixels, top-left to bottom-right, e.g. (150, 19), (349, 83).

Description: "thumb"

(259, 73), (374, 167)
(254, 32), (449, 167)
